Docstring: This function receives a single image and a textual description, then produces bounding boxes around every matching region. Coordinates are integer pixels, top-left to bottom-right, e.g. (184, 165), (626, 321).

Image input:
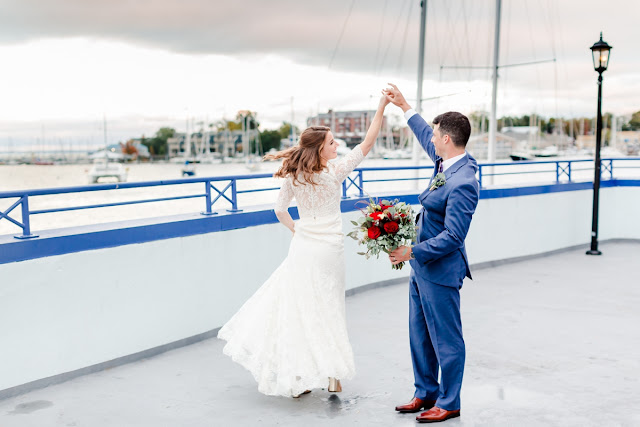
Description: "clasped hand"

(389, 245), (412, 265)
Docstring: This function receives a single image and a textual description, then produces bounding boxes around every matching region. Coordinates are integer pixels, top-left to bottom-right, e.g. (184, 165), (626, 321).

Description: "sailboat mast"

(488, 0), (501, 163)
(611, 115), (617, 151)
(291, 97), (296, 144)
(184, 113), (191, 159)
(413, 0), (427, 187)
(103, 113), (108, 161)
(487, 0), (502, 162)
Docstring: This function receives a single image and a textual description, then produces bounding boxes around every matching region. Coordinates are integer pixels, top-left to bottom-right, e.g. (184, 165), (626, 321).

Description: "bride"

(217, 94), (389, 398)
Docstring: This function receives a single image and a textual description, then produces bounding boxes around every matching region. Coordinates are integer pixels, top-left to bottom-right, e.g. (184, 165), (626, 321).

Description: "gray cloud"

(1, 0), (638, 115)
(2, 1), (637, 73)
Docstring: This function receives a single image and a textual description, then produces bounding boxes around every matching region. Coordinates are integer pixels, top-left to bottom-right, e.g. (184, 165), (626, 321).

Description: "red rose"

(383, 221), (399, 234)
(367, 226), (382, 239)
(369, 211), (383, 220)
(380, 205), (392, 211)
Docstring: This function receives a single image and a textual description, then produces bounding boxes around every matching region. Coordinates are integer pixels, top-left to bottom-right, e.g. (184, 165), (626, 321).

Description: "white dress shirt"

(441, 152), (467, 172)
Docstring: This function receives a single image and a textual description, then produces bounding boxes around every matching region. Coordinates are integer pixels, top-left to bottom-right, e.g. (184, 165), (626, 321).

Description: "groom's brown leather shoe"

(416, 406), (460, 423)
(395, 397), (436, 413)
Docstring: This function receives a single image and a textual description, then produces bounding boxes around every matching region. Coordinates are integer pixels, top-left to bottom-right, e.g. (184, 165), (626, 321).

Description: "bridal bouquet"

(347, 199), (416, 270)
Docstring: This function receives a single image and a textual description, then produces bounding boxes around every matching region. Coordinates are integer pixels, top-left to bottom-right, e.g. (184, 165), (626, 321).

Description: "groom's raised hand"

(383, 83), (412, 113)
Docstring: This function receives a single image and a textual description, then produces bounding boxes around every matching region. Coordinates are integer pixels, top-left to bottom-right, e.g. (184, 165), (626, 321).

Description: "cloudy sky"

(1, 0), (638, 147)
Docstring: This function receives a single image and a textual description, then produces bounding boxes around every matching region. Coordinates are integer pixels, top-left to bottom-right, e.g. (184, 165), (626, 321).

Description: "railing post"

(14, 195), (38, 239)
(358, 170), (364, 197)
(609, 159), (614, 179)
(201, 180), (216, 216)
(568, 161), (572, 182)
(478, 165), (483, 188)
(342, 180), (348, 199)
(227, 179), (242, 213)
(555, 162), (560, 183)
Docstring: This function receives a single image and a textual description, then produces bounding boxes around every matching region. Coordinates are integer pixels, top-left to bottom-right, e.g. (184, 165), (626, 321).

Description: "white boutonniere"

(429, 172), (446, 191)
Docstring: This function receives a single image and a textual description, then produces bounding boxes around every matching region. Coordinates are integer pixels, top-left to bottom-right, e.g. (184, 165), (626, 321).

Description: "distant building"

(168, 131), (247, 158)
(167, 133), (191, 157)
(307, 110), (388, 147)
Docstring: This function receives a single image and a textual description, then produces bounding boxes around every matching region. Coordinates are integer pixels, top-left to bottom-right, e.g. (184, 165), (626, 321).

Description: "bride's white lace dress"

(217, 145), (365, 397)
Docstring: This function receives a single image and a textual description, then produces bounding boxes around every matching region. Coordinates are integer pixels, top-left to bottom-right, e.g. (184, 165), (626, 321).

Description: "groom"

(383, 84), (479, 423)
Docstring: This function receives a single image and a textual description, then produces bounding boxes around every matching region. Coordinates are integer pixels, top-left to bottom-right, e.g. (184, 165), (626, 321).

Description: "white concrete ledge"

(1, 186), (639, 398)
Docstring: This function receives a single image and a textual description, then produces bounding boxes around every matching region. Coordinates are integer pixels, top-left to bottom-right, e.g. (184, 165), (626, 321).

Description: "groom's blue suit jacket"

(408, 114), (480, 288)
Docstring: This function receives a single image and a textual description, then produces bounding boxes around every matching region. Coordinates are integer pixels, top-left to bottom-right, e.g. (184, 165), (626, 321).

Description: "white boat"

(89, 149), (125, 161)
(509, 151), (534, 161)
(626, 142), (640, 156)
(382, 149), (412, 160)
(88, 114), (127, 183)
(533, 146), (559, 158)
(88, 160), (128, 183)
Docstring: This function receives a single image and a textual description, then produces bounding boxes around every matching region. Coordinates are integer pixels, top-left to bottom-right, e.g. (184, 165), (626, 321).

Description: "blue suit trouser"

(409, 271), (465, 411)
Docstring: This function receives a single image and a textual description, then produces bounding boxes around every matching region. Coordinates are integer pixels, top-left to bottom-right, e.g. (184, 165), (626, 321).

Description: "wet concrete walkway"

(1, 241), (639, 426)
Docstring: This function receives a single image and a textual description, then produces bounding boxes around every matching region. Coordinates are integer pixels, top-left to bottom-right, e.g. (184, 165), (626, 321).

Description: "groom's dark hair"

(432, 112), (471, 148)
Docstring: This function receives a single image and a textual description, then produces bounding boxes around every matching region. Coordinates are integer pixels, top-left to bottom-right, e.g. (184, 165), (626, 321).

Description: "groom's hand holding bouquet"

(347, 199), (416, 270)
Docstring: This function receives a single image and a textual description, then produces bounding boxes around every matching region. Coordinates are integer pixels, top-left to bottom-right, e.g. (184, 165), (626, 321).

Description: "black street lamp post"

(586, 32), (612, 256)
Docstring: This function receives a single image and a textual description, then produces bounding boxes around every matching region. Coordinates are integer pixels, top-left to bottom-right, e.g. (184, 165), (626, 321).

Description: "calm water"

(0, 156), (631, 237)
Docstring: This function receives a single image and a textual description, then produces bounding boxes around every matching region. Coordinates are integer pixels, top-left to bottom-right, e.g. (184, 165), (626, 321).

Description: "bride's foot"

(292, 390), (311, 398)
(328, 377), (342, 393)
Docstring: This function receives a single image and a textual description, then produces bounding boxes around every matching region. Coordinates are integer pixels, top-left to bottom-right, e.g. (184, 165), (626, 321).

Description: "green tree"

(260, 130), (282, 153)
(468, 112), (489, 132)
(498, 115), (530, 129)
(143, 127), (175, 156)
(155, 127), (175, 142)
(629, 111), (640, 130)
(278, 122), (300, 140)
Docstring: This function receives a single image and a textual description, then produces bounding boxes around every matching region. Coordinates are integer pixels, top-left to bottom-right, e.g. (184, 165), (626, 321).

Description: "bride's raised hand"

(378, 92), (390, 109)
(383, 83), (411, 111)
(359, 90), (390, 156)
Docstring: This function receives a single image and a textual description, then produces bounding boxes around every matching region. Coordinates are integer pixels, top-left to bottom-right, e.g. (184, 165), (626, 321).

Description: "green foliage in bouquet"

(347, 198), (417, 270)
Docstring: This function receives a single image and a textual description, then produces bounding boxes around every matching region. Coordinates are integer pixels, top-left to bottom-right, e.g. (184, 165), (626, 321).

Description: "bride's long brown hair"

(263, 126), (330, 186)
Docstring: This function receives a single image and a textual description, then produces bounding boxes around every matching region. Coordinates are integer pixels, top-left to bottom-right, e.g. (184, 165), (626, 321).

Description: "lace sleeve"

(274, 177), (294, 213)
(333, 144), (365, 183)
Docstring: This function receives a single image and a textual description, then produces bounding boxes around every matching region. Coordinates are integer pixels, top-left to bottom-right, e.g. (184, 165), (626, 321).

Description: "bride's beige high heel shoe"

(328, 377), (342, 393)
(292, 390), (311, 398)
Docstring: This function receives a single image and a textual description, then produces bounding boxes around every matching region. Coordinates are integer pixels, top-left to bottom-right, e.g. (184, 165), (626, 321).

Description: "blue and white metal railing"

(475, 158), (630, 186)
(1, 157), (639, 239)
(0, 174), (270, 239)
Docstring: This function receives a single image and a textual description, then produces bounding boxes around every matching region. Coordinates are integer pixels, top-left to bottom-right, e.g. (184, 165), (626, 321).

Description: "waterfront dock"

(0, 241), (638, 427)
(1, 158), (639, 426)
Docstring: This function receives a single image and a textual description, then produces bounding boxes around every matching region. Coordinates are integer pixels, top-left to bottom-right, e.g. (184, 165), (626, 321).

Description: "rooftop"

(1, 241), (639, 426)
